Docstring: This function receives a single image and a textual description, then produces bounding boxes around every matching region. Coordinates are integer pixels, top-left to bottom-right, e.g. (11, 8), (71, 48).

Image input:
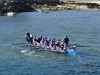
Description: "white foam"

(21, 50), (27, 53)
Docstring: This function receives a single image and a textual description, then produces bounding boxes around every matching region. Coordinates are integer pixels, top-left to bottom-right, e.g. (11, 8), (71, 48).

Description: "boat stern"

(64, 49), (76, 56)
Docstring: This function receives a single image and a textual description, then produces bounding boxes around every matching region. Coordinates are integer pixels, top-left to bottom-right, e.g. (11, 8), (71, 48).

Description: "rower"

(45, 37), (50, 49)
(36, 36), (43, 46)
(51, 38), (56, 50)
(55, 39), (61, 49)
(33, 36), (37, 45)
(40, 38), (45, 48)
(23, 31), (33, 44)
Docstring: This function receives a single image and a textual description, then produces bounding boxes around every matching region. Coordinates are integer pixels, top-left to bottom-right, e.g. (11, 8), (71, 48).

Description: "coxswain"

(64, 35), (69, 46)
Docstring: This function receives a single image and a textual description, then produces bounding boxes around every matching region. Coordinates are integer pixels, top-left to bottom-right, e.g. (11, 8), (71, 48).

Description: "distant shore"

(33, 2), (100, 11)
(0, 0), (100, 14)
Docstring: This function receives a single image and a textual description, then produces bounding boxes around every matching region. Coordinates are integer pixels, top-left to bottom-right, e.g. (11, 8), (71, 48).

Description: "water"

(0, 10), (100, 75)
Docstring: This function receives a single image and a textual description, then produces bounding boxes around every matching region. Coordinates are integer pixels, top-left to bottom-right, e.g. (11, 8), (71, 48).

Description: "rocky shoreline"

(0, 0), (100, 15)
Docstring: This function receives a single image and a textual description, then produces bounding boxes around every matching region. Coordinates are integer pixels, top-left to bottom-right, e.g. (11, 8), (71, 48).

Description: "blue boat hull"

(64, 49), (76, 56)
(25, 43), (76, 56)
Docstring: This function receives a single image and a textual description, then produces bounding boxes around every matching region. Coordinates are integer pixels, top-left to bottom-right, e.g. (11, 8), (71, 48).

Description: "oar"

(69, 44), (80, 46)
(75, 53), (81, 58)
(76, 45), (92, 47)
(69, 44), (92, 47)
(12, 43), (25, 45)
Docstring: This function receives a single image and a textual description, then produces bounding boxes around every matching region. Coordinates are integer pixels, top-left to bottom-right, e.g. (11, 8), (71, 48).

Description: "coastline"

(37, 4), (100, 12)
(0, 0), (100, 14)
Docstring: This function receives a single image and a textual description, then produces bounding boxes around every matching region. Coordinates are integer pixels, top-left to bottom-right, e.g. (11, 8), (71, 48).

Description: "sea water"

(0, 10), (100, 75)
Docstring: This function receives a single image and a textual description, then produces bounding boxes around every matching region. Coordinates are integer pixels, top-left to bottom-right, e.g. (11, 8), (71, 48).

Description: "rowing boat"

(25, 43), (76, 57)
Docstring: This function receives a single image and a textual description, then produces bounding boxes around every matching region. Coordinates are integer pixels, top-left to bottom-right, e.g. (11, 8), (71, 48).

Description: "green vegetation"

(61, 5), (74, 10)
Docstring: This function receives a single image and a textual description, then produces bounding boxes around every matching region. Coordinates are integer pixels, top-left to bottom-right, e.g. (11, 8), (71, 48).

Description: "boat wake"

(21, 49), (35, 55)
